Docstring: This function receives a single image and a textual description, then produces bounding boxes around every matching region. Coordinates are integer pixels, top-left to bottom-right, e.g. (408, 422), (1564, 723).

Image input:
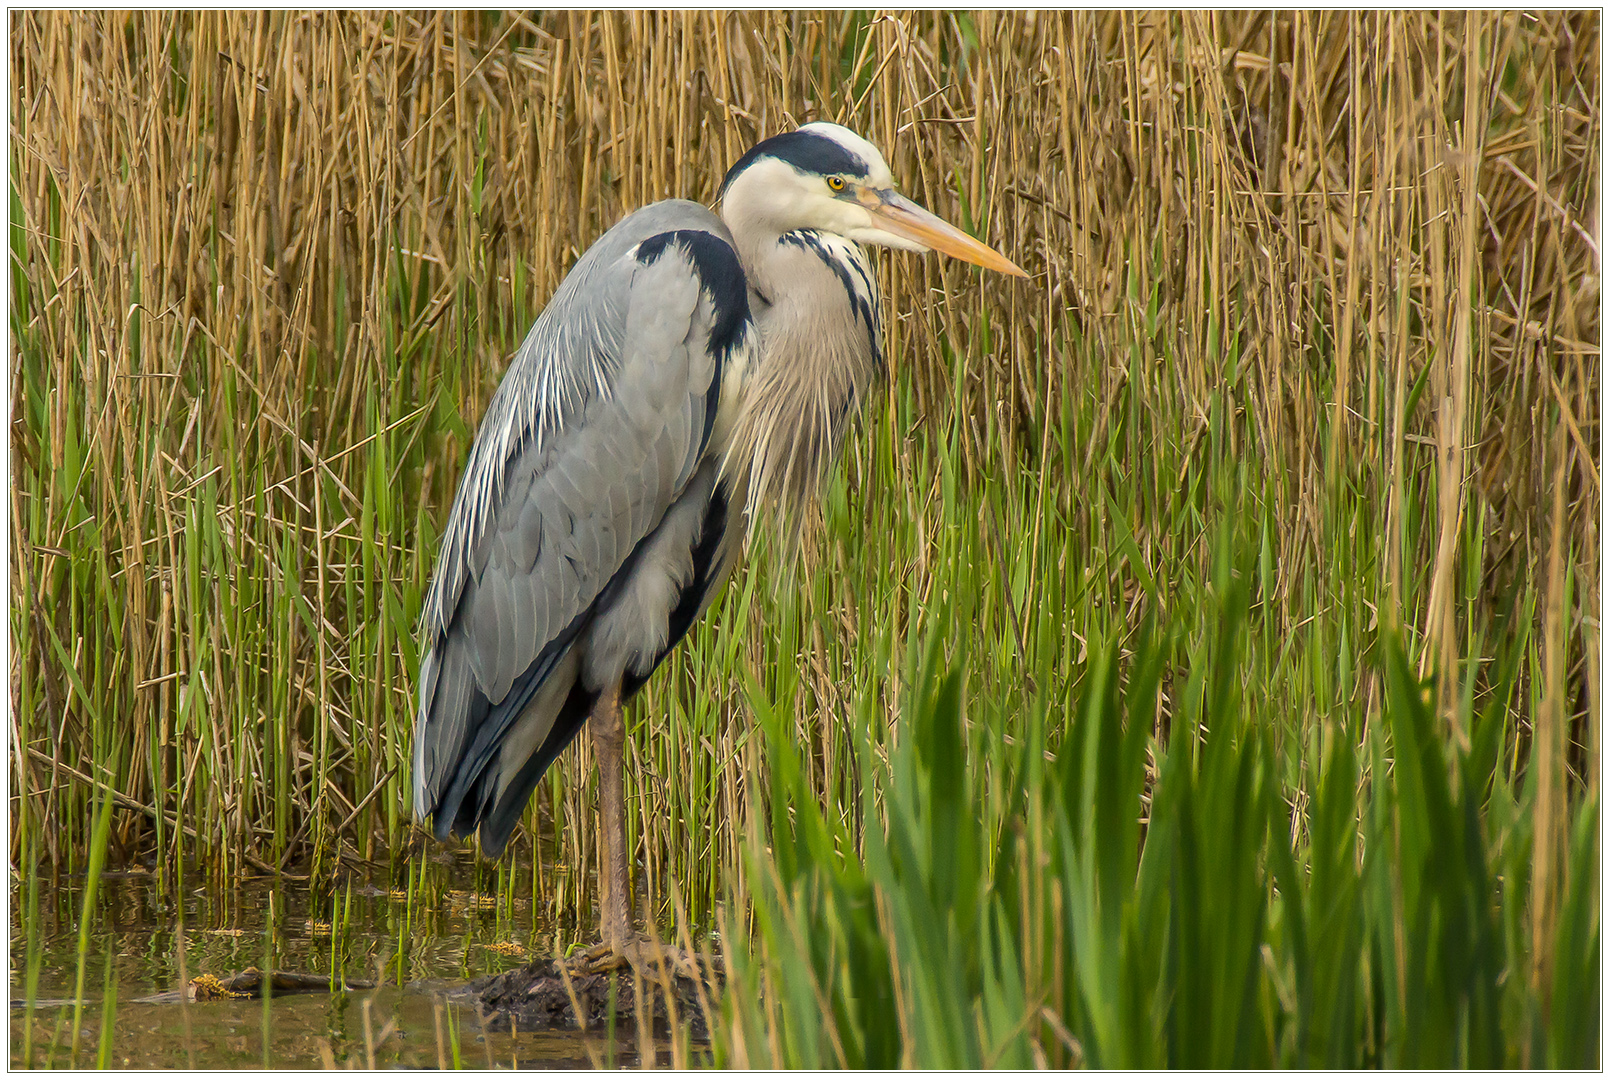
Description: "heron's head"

(719, 121), (1026, 277)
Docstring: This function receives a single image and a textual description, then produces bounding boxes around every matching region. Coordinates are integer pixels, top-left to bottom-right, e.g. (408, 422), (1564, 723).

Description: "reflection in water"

(10, 864), (690, 1068)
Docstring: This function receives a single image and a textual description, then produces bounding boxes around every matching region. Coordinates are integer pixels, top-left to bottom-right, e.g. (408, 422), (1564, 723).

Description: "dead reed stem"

(9, 13), (1598, 930)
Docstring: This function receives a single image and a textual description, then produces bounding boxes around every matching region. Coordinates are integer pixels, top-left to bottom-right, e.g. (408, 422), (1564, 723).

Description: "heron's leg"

(570, 685), (691, 981)
(589, 683), (632, 954)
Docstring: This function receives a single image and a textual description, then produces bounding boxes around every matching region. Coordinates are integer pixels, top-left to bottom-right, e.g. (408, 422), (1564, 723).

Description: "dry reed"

(9, 12), (1598, 925)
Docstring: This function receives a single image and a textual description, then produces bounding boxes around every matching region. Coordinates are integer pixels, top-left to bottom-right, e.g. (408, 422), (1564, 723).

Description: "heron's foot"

(564, 937), (693, 981)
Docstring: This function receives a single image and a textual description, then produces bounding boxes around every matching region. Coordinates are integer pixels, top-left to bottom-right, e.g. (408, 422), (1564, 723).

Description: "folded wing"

(412, 200), (749, 851)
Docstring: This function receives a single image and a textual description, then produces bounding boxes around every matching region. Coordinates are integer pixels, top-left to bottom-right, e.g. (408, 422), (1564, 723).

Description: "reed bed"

(721, 576), (1600, 1067)
(9, 11), (1599, 1062)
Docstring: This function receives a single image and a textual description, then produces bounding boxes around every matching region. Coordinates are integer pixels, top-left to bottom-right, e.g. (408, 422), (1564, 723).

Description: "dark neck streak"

(777, 230), (882, 370)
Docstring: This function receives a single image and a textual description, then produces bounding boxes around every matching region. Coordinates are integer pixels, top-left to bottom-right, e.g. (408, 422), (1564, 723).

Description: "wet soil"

(469, 957), (718, 1039)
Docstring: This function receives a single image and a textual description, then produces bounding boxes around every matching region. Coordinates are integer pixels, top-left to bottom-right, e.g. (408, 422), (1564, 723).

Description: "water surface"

(10, 861), (677, 1068)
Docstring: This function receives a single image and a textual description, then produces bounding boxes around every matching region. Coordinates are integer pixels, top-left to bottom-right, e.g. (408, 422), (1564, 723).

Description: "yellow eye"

(826, 175), (846, 192)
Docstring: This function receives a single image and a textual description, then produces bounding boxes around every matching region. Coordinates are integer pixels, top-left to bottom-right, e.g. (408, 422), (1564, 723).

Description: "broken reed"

(9, 12), (1599, 923)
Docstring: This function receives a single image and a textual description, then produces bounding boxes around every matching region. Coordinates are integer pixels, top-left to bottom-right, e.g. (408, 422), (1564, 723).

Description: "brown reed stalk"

(8, 14), (1598, 928)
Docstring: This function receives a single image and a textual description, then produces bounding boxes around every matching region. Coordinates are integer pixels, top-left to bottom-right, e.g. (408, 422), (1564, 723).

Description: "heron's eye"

(826, 175), (847, 193)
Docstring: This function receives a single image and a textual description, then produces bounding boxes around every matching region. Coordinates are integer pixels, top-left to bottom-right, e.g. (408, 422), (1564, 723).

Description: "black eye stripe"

(719, 130), (871, 196)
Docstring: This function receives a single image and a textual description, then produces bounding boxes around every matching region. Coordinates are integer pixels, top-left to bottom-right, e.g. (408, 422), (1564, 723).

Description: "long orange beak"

(865, 190), (1028, 278)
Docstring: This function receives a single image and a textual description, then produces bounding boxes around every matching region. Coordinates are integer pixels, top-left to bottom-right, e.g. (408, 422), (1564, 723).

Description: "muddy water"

(10, 864), (686, 1069)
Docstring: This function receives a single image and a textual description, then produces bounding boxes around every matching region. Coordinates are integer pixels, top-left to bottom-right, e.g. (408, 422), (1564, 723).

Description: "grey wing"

(411, 200), (748, 838)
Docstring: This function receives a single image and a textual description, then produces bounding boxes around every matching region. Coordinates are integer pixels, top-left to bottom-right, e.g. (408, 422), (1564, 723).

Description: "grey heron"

(412, 122), (1025, 971)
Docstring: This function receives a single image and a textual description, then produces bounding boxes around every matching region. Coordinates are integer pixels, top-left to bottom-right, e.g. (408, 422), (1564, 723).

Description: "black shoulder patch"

(636, 229), (751, 362)
(720, 130), (870, 196)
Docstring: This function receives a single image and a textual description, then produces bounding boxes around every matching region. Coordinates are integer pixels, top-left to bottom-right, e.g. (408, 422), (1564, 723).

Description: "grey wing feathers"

(413, 200), (740, 828)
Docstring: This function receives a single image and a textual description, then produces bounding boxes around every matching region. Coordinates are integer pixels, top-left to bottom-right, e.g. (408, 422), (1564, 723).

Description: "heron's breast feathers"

(720, 229), (884, 528)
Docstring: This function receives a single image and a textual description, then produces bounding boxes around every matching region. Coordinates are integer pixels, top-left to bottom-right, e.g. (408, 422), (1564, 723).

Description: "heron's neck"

(719, 227), (884, 523)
